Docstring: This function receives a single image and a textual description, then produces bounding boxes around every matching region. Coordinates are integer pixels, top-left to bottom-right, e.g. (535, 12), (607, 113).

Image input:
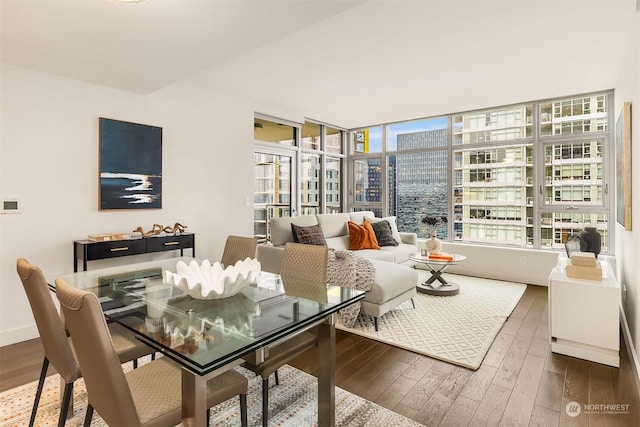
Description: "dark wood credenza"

(73, 232), (195, 272)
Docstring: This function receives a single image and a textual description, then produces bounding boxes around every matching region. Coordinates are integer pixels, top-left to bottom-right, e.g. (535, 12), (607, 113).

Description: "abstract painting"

(99, 117), (162, 210)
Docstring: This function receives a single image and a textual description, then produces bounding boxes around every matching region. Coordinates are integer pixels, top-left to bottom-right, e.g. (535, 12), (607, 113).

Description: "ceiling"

(0, 0), (363, 94)
(1, 1), (637, 129)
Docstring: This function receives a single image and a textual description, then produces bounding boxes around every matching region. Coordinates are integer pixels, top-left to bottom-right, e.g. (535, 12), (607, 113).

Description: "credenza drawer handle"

(164, 242), (180, 246)
(110, 247), (129, 252)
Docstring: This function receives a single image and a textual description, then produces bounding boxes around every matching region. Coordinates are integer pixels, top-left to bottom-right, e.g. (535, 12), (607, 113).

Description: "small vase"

(580, 226), (601, 257)
(424, 230), (443, 254)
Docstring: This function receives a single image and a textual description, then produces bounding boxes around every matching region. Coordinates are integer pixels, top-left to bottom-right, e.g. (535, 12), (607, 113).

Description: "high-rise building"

(394, 129), (448, 238)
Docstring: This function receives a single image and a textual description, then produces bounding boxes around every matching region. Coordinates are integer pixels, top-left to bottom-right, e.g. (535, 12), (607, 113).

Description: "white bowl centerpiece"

(163, 258), (261, 300)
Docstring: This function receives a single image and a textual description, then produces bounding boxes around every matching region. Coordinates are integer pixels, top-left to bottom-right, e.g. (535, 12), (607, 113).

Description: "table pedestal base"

(416, 282), (460, 296)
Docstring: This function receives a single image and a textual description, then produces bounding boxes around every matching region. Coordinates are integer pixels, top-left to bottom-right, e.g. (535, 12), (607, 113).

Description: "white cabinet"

(548, 255), (620, 367)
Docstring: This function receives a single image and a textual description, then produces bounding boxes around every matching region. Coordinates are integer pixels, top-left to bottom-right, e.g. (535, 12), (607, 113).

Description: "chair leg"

(83, 404), (94, 427)
(206, 408), (211, 427)
(133, 358), (138, 369)
(58, 382), (73, 427)
(29, 357), (49, 427)
(374, 317), (379, 332)
(411, 298), (416, 309)
(262, 377), (269, 427)
(240, 394), (248, 427)
(274, 369), (279, 386)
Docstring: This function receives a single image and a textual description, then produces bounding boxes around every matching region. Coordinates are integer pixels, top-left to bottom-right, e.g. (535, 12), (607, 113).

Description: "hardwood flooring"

(1, 285), (639, 426)
(288, 285), (640, 426)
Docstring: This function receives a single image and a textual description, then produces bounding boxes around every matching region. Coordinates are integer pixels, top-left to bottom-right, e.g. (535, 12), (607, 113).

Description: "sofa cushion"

(370, 220), (399, 247)
(348, 211), (376, 225)
(291, 223), (327, 246)
(367, 260), (418, 305)
(348, 220), (380, 250)
(316, 213), (350, 238)
(353, 249), (395, 263)
(270, 216), (318, 247)
(380, 243), (417, 264)
(325, 235), (349, 250)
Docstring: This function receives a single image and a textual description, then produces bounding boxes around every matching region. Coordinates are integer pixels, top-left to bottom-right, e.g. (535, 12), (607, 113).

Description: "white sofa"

(258, 211), (418, 330)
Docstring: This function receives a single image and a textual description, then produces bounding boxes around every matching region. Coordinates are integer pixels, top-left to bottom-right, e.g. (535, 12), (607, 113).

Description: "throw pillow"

(369, 216), (402, 245)
(291, 223), (327, 246)
(347, 220), (380, 250)
(370, 220), (399, 247)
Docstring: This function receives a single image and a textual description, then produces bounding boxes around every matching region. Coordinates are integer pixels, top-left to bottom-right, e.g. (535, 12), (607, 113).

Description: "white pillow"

(369, 216), (402, 245)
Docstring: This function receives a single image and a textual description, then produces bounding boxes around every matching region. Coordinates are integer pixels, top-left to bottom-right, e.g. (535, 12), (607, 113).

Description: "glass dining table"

(50, 257), (365, 427)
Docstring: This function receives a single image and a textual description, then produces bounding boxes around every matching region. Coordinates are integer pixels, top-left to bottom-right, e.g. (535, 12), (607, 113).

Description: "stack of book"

(566, 251), (602, 281)
(428, 252), (454, 262)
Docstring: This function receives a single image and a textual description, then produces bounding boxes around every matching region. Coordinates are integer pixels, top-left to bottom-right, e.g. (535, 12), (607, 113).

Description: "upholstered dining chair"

(16, 258), (155, 427)
(54, 276), (249, 427)
(220, 235), (258, 267)
(243, 242), (328, 427)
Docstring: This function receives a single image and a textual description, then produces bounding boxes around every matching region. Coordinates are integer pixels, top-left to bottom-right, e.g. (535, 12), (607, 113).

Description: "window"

(348, 92), (613, 253)
(254, 117), (346, 241)
(352, 126), (382, 153)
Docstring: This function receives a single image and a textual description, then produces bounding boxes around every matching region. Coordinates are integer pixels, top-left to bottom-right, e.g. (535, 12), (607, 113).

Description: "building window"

(348, 91), (613, 253)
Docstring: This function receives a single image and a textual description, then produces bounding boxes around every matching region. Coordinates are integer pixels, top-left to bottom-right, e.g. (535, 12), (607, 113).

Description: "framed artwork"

(99, 117), (163, 210)
(615, 102), (632, 230)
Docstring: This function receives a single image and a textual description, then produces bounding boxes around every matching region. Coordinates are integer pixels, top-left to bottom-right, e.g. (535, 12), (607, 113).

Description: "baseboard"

(620, 302), (640, 399)
(0, 324), (38, 347)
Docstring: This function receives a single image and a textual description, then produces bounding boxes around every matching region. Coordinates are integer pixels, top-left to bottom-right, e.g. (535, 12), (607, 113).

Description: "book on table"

(428, 252), (454, 262)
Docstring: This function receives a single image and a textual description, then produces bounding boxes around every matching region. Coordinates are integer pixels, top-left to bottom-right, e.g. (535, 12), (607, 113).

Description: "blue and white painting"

(99, 118), (162, 210)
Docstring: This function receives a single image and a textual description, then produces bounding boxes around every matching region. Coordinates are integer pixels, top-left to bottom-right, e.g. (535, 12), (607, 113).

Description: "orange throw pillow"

(348, 220), (380, 250)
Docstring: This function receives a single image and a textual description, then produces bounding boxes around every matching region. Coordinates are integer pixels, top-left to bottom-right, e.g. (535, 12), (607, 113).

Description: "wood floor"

(2, 285), (639, 426)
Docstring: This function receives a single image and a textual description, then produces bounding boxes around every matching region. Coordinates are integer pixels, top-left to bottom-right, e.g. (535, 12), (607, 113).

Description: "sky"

(363, 116), (448, 152)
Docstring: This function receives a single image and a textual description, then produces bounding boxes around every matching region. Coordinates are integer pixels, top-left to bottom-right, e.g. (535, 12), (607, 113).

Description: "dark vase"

(580, 226), (601, 257)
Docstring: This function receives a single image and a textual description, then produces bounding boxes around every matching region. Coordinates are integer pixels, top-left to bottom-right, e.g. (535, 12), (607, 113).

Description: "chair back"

(55, 277), (141, 426)
(221, 235), (258, 267)
(16, 258), (80, 383)
(280, 242), (328, 284)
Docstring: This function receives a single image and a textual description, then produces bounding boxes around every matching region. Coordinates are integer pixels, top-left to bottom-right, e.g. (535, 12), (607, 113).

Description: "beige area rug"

(1, 362), (421, 427)
(338, 271), (527, 370)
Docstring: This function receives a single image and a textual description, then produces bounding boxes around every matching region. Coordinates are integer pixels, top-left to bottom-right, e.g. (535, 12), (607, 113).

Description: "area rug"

(338, 271), (527, 370)
(0, 363), (421, 427)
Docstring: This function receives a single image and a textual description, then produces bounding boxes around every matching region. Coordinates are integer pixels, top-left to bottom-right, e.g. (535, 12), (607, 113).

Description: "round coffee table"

(409, 253), (466, 296)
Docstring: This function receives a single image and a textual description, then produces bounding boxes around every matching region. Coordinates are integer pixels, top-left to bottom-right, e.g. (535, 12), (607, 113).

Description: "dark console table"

(73, 233), (195, 272)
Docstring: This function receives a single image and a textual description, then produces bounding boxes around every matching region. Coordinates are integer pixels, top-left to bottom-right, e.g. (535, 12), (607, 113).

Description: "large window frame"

(347, 91), (615, 254)
(253, 114), (347, 242)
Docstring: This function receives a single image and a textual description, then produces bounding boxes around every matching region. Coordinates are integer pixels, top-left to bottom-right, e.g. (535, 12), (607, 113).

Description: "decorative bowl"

(163, 258), (260, 299)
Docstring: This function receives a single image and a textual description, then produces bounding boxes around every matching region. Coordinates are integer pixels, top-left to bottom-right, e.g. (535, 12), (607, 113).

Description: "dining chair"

(243, 242), (328, 427)
(16, 258), (155, 427)
(54, 276), (249, 427)
(220, 235), (258, 267)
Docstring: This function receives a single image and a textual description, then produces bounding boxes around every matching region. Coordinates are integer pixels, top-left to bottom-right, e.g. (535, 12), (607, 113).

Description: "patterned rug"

(338, 271), (527, 370)
(0, 362), (421, 427)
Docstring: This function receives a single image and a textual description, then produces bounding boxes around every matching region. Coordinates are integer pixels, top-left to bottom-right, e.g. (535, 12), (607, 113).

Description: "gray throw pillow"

(291, 223), (327, 246)
(370, 220), (399, 247)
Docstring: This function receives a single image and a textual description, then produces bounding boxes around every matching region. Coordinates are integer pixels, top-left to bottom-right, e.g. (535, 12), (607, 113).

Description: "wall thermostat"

(2, 199), (20, 214)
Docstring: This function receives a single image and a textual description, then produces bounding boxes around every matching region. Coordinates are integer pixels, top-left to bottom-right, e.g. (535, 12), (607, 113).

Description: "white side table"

(548, 254), (620, 367)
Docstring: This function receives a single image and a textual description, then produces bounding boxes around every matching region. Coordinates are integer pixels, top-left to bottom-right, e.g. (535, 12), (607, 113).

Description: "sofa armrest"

(257, 244), (285, 274)
(399, 232), (417, 246)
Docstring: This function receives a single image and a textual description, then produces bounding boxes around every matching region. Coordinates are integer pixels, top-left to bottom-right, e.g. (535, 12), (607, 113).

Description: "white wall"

(0, 65), (256, 345)
(613, 10), (640, 389)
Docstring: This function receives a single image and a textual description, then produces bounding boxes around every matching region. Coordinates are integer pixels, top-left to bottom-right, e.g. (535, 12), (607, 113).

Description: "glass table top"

(51, 257), (364, 375)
